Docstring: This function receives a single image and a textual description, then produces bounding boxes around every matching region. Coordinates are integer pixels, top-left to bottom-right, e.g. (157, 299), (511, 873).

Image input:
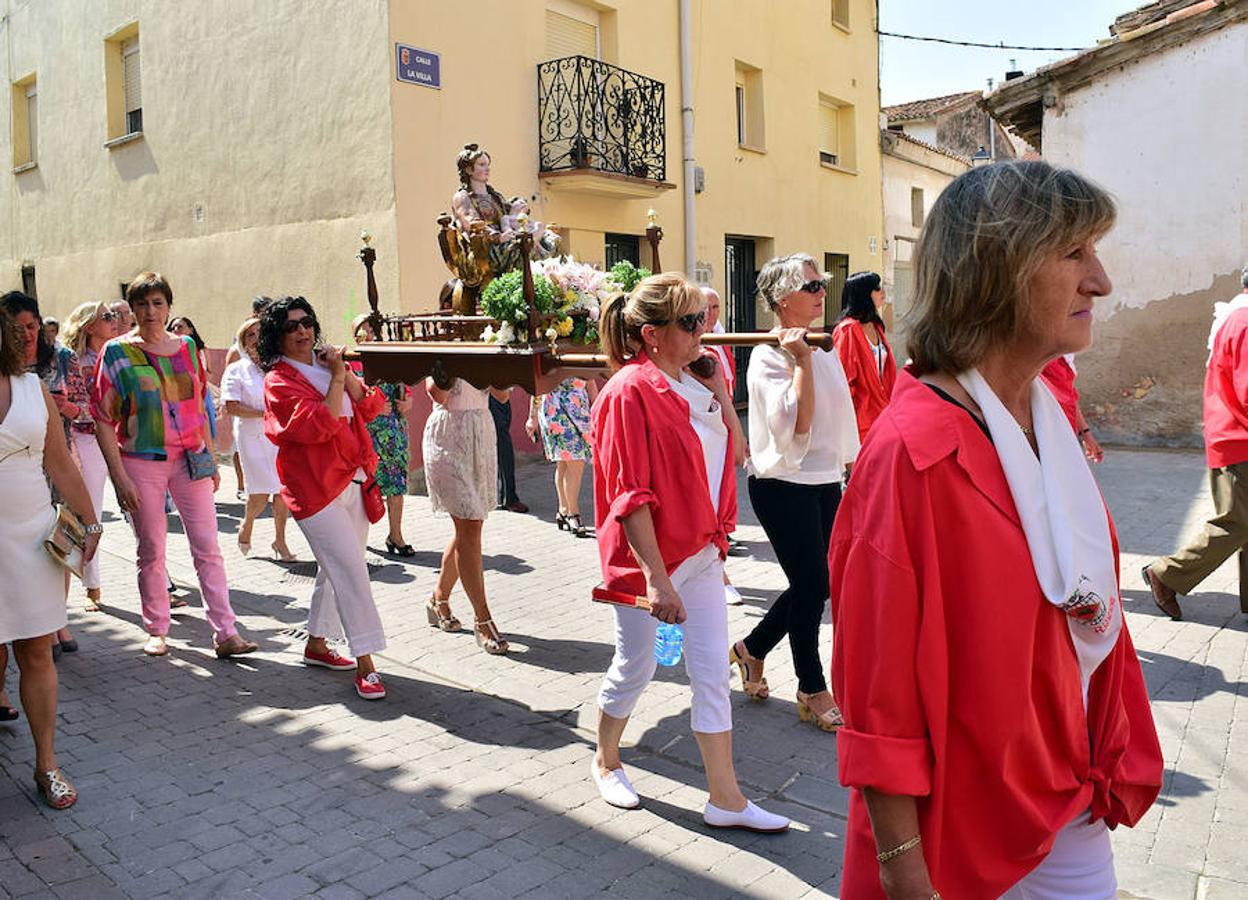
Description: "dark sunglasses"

(654, 310), (706, 334)
(798, 280), (826, 294)
(282, 316), (318, 334)
(98, 311), (116, 321)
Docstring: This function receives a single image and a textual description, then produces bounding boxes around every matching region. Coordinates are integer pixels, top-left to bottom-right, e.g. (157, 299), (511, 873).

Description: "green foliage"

(480, 270), (557, 326)
(606, 260), (651, 293)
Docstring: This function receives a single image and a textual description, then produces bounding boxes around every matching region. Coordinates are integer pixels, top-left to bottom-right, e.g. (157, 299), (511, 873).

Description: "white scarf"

(1207, 293), (1248, 351)
(283, 355), (353, 420)
(957, 369), (1121, 705)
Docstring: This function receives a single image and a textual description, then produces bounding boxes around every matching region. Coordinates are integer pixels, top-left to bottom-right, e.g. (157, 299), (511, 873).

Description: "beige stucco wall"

(1040, 24), (1248, 446)
(0, 0), (398, 345)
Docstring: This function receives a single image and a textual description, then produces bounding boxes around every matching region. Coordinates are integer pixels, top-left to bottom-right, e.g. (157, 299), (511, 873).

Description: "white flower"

(496, 322), (516, 345)
(481, 325), (496, 344)
(545, 327), (558, 341)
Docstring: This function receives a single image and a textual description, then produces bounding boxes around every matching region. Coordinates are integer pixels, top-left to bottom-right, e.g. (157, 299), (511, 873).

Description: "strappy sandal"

(565, 514), (587, 537)
(34, 768), (77, 810)
(729, 641), (770, 701)
(84, 588), (102, 613)
(475, 619), (509, 655)
(426, 595), (461, 632)
(796, 690), (843, 733)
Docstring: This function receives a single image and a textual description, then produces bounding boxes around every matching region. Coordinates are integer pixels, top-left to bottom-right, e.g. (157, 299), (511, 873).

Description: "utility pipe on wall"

(679, 0), (696, 276)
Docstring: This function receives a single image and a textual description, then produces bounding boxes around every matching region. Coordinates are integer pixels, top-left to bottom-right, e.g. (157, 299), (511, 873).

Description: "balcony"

(537, 55), (675, 199)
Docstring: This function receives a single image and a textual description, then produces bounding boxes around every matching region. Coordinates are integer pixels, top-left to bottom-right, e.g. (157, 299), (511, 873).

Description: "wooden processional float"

(350, 219), (833, 395)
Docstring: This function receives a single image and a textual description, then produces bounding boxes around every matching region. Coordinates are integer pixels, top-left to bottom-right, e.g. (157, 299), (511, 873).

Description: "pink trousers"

(122, 450), (238, 642)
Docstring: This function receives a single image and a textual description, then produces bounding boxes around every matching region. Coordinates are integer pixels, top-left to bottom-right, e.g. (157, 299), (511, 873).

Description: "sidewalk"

(1, 448), (1246, 899)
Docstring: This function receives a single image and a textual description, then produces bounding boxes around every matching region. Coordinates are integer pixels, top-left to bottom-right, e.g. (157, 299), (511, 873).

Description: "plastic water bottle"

(654, 622), (684, 666)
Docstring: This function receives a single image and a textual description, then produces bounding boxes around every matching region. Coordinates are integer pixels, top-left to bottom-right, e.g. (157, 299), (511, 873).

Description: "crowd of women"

(0, 160), (1163, 899)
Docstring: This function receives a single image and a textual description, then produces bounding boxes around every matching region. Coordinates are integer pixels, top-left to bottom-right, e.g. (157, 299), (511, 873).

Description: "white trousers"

(73, 431), (109, 591)
(296, 484), (386, 658)
(597, 544), (732, 734)
(1000, 810), (1116, 900)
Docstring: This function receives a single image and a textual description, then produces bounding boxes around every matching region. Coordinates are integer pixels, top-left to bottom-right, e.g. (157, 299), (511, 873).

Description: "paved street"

(2, 447), (1247, 899)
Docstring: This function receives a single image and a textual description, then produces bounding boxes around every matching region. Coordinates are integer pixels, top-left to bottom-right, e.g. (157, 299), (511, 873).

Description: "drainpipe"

(679, 0), (696, 275)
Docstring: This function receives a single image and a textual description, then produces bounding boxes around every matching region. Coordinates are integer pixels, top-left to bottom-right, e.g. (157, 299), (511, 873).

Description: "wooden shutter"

(122, 39), (141, 113)
(820, 101), (840, 160)
(545, 10), (598, 60)
(26, 84), (37, 162)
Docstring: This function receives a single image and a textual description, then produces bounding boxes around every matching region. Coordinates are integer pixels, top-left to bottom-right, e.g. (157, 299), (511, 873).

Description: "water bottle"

(654, 622), (684, 666)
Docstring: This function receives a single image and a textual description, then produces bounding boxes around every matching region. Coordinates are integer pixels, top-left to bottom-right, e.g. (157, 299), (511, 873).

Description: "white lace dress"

(0, 373), (68, 643)
(422, 378), (496, 520)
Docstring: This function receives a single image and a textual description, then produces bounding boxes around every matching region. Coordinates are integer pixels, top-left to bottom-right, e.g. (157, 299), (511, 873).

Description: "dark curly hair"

(0, 290), (54, 376)
(257, 296), (319, 371)
(0, 308), (27, 377)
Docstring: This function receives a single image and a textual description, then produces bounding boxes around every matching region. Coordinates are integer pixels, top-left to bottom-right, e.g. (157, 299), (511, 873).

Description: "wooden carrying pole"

(554, 330), (835, 368)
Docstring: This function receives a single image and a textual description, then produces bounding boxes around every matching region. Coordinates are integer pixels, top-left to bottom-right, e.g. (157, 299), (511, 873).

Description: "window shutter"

(26, 85), (37, 162)
(820, 101), (840, 159)
(545, 10), (598, 60)
(122, 39), (141, 113)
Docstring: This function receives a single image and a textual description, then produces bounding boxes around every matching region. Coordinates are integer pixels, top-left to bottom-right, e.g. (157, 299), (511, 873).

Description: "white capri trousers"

(597, 543), (732, 734)
(1000, 810), (1116, 899)
(73, 431), (109, 591)
(296, 483), (387, 658)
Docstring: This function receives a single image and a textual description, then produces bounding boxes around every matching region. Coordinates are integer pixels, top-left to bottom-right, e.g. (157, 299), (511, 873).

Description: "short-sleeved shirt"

(91, 335), (209, 459)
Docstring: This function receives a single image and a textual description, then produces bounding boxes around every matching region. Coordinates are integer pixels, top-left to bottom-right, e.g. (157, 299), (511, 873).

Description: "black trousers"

(743, 476), (842, 694)
(489, 395), (520, 505)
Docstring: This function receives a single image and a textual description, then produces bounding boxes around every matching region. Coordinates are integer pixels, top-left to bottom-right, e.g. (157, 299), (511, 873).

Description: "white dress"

(0, 374), (68, 643)
(422, 378), (496, 520)
(220, 357), (281, 495)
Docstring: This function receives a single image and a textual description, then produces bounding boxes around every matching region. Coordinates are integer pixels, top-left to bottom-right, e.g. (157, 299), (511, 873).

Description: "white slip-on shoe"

(703, 800), (790, 833)
(591, 761), (641, 809)
(724, 584), (745, 606)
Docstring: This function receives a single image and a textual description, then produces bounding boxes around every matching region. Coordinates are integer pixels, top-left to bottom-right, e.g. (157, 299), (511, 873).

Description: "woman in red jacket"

(830, 162), (1162, 898)
(832, 271), (896, 444)
(260, 297), (389, 701)
(589, 273), (788, 834)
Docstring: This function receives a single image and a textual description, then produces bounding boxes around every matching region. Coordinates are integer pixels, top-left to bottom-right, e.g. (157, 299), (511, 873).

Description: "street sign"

(395, 44), (440, 89)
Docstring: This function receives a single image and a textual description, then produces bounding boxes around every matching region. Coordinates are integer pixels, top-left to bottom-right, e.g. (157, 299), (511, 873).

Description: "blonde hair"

(906, 160), (1116, 375)
(235, 317), (260, 353)
(61, 301), (111, 356)
(598, 273), (705, 369)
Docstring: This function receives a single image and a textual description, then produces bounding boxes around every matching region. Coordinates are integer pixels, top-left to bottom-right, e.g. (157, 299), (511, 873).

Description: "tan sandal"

(796, 690), (843, 733)
(426, 595), (461, 632)
(35, 768), (77, 810)
(474, 619), (509, 655)
(84, 588), (102, 613)
(214, 634), (259, 658)
(729, 641), (770, 701)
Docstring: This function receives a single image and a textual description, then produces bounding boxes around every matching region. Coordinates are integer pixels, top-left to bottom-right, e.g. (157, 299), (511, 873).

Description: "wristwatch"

(84, 522), (104, 535)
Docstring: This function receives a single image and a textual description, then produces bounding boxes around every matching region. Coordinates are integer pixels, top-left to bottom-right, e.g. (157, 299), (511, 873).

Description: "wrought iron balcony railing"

(537, 56), (666, 182)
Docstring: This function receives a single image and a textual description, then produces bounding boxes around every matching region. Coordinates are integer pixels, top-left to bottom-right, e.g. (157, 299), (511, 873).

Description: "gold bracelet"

(876, 834), (922, 864)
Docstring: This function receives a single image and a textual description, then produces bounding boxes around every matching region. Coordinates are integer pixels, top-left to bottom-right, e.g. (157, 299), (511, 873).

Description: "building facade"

(986, 0), (1248, 447)
(3, 0), (884, 359)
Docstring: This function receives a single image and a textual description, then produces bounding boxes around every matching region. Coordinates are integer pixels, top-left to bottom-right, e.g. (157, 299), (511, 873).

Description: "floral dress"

(538, 378), (592, 462)
(366, 382), (410, 497)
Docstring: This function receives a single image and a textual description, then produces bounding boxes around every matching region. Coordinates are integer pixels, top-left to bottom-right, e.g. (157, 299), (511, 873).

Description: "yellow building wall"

(0, 0), (399, 345)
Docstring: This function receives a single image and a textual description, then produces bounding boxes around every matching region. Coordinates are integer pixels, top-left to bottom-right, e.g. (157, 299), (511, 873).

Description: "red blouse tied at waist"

(831, 318), (897, 443)
(829, 371), (1162, 899)
(591, 353), (737, 594)
(263, 361), (385, 521)
(1040, 356), (1081, 432)
(1203, 306), (1248, 469)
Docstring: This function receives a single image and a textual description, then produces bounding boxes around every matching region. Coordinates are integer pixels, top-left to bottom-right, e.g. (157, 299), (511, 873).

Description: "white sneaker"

(591, 760), (641, 809)
(724, 584), (744, 606)
(703, 800), (789, 833)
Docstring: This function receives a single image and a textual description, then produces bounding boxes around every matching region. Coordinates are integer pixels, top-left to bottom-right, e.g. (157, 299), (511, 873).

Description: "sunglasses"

(98, 311), (116, 321)
(282, 316), (318, 334)
(798, 280), (826, 294)
(653, 310), (706, 334)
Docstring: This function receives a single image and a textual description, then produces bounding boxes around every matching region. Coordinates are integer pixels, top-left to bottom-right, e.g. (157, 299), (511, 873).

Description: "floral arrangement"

(480, 257), (651, 345)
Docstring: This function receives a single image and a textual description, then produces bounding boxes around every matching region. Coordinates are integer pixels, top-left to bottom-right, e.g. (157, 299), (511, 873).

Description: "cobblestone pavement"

(1, 448), (1246, 899)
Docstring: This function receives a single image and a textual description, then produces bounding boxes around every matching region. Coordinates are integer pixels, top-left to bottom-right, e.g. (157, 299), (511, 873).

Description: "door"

(604, 233), (640, 268)
(823, 252), (849, 327)
(724, 237), (757, 404)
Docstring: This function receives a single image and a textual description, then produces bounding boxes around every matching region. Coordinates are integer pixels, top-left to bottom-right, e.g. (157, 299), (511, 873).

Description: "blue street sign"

(395, 44), (440, 89)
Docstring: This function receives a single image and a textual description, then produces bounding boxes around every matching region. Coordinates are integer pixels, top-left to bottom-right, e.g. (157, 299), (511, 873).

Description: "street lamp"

(971, 146), (992, 166)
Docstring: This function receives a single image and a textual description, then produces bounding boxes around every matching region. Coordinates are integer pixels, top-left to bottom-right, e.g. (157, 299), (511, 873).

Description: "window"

(818, 94), (856, 171)
(545, 4), (599, 59)
(911, 187), (926, 227)
(831, 0), (850, 30)
(823, 253), (850, 327)
(104, 22), (142, 144)
(21, 265), (37, 301)
(11, 75), (37, 170)
(604, 233), (640, 268)
(734, 62), (764, 150)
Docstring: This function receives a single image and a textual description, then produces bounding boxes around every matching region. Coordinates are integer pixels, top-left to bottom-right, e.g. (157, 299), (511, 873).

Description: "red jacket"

(263, 361), (385, 520)
(1204, 305), (1248, 468)
(1040, 357), (1080, 432)
(591, 353), (736, 594)
(830, 371), (1162, 899)
(832, 318), (897, 443)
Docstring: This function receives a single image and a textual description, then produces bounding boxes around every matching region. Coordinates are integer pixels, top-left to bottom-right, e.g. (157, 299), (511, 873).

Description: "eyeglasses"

(282, 316), (318, 334)
(798, 280), (826, 294)
(654, 311), (707, 334)
(98, 311), (116, 321)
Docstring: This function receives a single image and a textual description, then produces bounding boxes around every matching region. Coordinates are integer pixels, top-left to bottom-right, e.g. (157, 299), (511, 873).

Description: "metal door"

(823, 252), (849, 327)
(724, 237), (757, 404)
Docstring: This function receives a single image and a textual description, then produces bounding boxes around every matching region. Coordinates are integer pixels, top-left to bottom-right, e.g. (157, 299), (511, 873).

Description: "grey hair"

(1242, 264), (1248, 289)
(756, 253), (818, 311)
(700, 285), (721, 301)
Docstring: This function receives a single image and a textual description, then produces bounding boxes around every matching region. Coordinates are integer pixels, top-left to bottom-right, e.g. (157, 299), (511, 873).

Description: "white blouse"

(282, 355), (354, 420)
(745, 339), (860, 484)
(662, 371), (729, 510)
(220, 357), (267, 441)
